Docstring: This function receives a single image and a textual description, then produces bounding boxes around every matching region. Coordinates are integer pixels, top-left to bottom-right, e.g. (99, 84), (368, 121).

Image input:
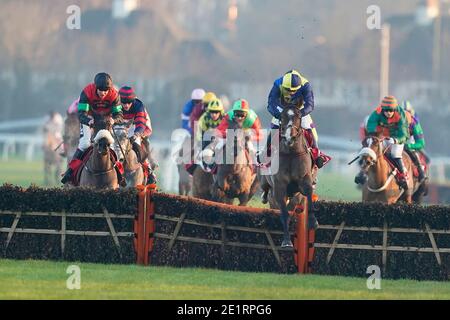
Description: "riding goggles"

(234, 112), (247, 118)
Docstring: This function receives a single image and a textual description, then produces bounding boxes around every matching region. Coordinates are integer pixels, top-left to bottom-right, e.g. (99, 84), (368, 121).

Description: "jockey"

(190, 91), (217, 133)
(61, 72), (123, 184)
(195, 98), (225, 149)
(118, 86), (157, 185)
(201, 98), (262, 172)
(185, 98), (225, 175)
(401, 100), (420, 123)
(258, 69), (330, 168)
(401, 101), (428, 182)
(181, 88), (206, 134)
(363, 95), (410, 189)
(217, 98), (262, 143)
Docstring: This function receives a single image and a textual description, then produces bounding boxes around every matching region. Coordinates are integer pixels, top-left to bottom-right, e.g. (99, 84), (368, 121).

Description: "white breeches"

(78, 124), (92, 151)
(383, 140), (404, 158)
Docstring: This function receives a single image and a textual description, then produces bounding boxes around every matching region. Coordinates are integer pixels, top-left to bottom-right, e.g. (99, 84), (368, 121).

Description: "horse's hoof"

(281, 240), (293, 248)
(308, 218), (319, 230)
(260, 192), (268, 204)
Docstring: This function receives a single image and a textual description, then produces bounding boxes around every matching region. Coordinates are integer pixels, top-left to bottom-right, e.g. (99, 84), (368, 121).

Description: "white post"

(380, 24), (391, 100)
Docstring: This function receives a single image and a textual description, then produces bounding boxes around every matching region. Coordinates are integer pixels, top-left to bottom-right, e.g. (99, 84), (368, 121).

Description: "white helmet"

(191, 88), (206, 100)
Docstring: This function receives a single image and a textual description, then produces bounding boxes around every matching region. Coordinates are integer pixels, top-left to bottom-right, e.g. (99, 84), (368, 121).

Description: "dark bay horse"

(79, 118), (119, 189)
(259, 106), (316, 247)
(213, 119), (259, 205)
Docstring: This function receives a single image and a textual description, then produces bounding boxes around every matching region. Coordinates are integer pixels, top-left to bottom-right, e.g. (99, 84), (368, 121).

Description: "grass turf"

(0, 259), (449, 300)
(0, 159), (361, 201)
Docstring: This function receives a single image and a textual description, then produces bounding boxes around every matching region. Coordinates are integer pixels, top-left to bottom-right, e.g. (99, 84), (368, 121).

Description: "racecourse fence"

(1, 184), (450, 280)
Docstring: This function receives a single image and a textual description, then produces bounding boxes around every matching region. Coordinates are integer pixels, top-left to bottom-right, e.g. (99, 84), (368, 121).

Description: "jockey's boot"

(256, 132), (272, 165)
(147, 168), (157, 185)
(61, 148), (84, 184)
(132, 142), (143, 163)
(409, 150), (426, 181)
(305, 129), (330, 169)
(393, 157), (409, 190)
(185, 164), (197, 176)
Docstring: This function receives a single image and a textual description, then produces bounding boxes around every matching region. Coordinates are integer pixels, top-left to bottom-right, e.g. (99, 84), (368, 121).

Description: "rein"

(366, 139), (399, 193)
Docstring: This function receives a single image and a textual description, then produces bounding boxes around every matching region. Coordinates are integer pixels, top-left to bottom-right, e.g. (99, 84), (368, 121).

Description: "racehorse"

(259, 105), (317, 247)
(192, 165), (215, 200)
(212, 119), (259, 205)
(63, 113), (79, 165)
(79, 117), (119, 189)
(178, 148), (192, 196)
(358, 136), (418, 203)
(112, 123), (145, 188)
(43, 128), (64, 186)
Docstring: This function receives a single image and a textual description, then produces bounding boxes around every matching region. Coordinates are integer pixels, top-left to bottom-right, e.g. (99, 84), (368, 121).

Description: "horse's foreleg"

(274, 187), (292, 247)
(300, 179), (318, 230)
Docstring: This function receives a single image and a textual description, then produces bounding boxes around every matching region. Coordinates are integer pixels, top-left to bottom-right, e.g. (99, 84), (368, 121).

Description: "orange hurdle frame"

(134, 184), (157, 265)
(294, 195), (317, 273)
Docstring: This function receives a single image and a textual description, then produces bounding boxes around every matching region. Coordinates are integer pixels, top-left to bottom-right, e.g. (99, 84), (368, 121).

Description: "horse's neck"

(91, 148), (112, 170)
(280, 131), (307, 155)
(369, 148), (389, 187)
(125, 146), (140, 169)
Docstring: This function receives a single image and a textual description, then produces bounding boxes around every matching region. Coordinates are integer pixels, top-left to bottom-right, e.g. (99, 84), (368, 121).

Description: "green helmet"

(232, 99), (250, 113)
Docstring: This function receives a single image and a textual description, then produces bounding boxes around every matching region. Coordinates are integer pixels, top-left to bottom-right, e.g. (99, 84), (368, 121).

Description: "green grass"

(0, 259), (449, 299)
(0, 159), (361, 201)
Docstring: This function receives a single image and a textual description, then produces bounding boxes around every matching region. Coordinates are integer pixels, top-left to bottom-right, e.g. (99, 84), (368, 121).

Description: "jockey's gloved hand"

(130, 134), (140, 143)
(387, 137), (397, 144)
(79, 112), (93, 126)
(112, 112), (124, 125)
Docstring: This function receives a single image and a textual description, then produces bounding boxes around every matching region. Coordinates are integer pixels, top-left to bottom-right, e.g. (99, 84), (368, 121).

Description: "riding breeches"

(383, 140), (404, 158)
(78, 124), (92, 151)
(270, 114), (318, 144)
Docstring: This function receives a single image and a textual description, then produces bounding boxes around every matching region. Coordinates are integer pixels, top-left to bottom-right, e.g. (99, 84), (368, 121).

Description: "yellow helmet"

(281, 70), (302, 91)
(207, 98), (224, 112)
(202, 92), (217, 104)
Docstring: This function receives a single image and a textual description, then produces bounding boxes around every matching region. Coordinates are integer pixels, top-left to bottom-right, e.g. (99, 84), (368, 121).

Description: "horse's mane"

(94, 129), (114, 144)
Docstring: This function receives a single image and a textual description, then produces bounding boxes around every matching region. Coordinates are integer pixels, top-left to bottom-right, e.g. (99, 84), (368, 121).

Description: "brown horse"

(63, 113), (80, 165)
(212, 120), (259, 205)
(112, 124), (145, 188)
(358, 136), (417, 203)
(259, 106), (316, 247)
(43, 129), (64, 186)
(79, 118), (119, 189)
(178, 152), (192, 196)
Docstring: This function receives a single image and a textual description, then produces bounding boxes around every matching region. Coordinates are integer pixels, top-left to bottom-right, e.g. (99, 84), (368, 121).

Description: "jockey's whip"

(53, 141), (64, 152)
(348, 155), (360, 165)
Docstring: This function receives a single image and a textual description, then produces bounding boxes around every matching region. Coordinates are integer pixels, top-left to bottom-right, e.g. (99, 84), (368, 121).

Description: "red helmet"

(119, 86), (136, 103)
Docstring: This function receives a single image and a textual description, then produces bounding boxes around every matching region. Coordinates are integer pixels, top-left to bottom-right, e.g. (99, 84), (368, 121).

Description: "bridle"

(280, 108), (307, 155)
(360, 137), (399, 193)
(85, 138), (115, 176)
(112, 125), (141, 172)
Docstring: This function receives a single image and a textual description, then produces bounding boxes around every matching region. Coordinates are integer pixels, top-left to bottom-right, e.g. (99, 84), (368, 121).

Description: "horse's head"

(112, 123), (132, 159)
(93, 129), (114, 156)
(358, 135), (384, 172)
(93, 115), (113, 134)
(280, 106), (302, 147)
